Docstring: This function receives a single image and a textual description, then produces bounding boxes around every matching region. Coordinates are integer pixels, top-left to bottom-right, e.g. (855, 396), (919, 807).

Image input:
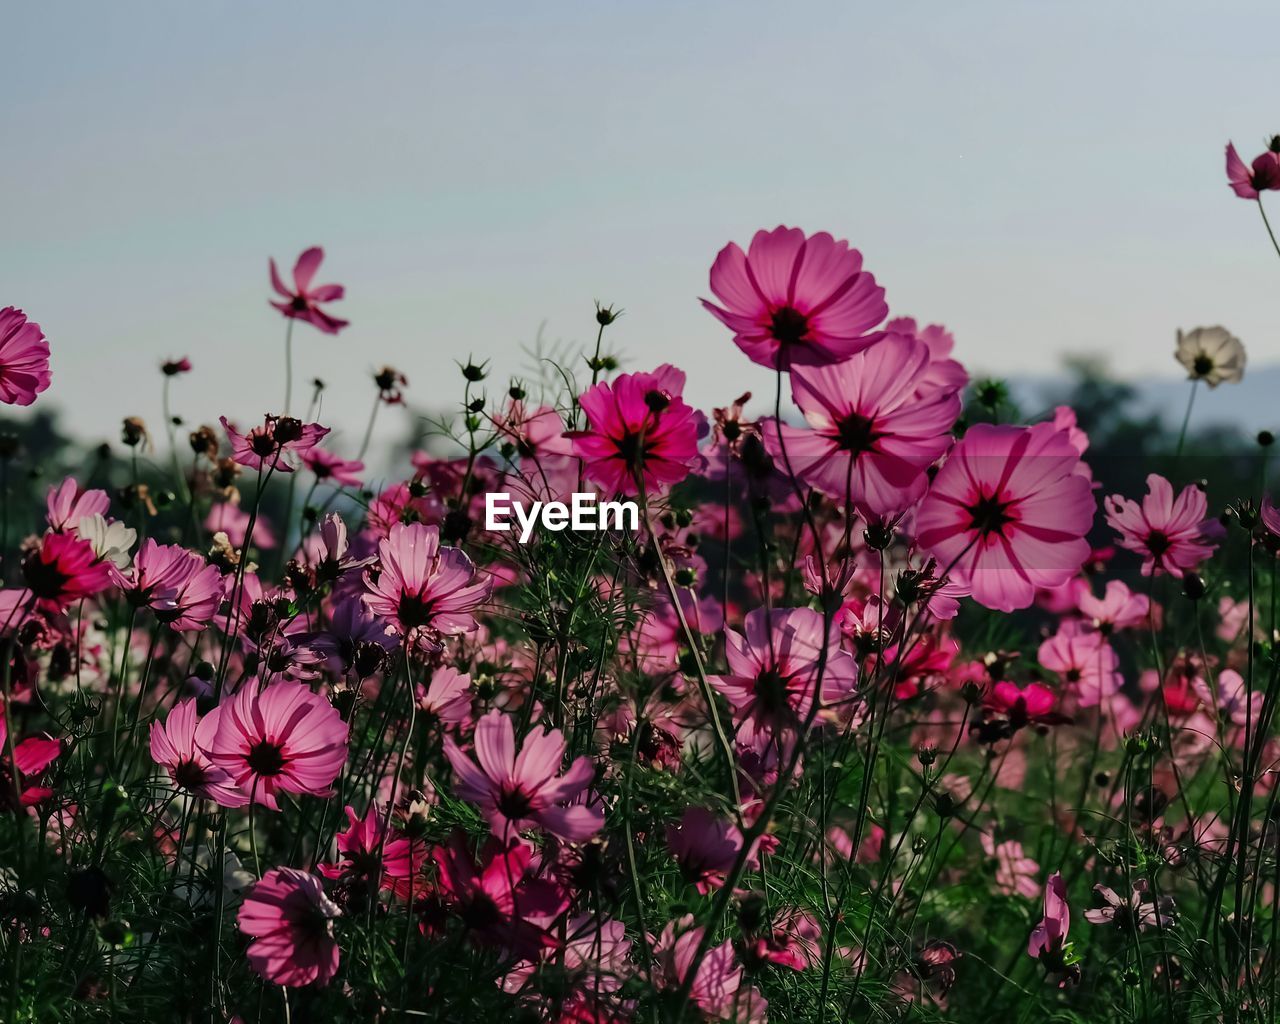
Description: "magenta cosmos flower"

(702, 226), (888, 370)
(0, 307), (52, 407)
(269, 246), (349, 334)
(21, 532), (112, 612)
(1104, 474), (1217, 578)
(363, 522), (491, 639)
(149, 699), (247, 806)
(444, 709), (602, 841)
(666, 806), (757, 893)
(301, 448), (364, 488)
(570, 364), (703, 496)
(221, 415), (330, 474)
(1028, 872), (1069, 959)
(1225, 140), (1280, 199)
(915, 422), (1095, 612)
(709, 607), (857, 744)
(765, 334), (961, 516)
(205, 681), (348, 810)
(118, 539), (223, 631)
(238, 867), (341, 987)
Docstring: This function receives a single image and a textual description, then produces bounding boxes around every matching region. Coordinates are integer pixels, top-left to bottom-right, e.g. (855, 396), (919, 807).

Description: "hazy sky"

(3, 2), (1278, 457)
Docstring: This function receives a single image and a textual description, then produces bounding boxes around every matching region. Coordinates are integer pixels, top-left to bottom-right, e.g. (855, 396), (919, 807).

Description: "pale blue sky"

(3, 2), (1278, 455)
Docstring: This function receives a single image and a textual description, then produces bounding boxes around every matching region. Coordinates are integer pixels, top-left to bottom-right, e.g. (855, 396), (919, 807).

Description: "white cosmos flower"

(1175, 326), (1246, 388)
(75, 514), (137, 570)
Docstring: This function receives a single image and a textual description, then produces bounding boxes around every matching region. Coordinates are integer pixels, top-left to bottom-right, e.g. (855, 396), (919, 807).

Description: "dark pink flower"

(570, 365), (704, 496)
(702, 226), (887, 369)
(205, 681), (348, 810)
(301, 448), (364, 488)
(0, 307), (52, 406)
(45, 478), (109, 533)
(161, 356), (192, 376)
(21, 532), (112, 612)
(319, 804), (426, 899)
(709, 607), (857, 744)
(666, 806), (756, 893)
(238, 867), (341, 986)
(653, 915), (768, 1023)
(119, 539), (223, 632)
(915, 423), (1095, 612)
(149, 699), (247, 806)
(1104, 474), (1218, 578)
(269, 247), (349, 334)
(984, 681), (1066, 727)
(363, 523), (490, 640)
(1226, 140), (1280, 199)
(414, 665), (473, 729)
(0, 708), (60, 809)
(444, 709), (602, 841)
(765, 334), (961, 516)
(221, 415), (330, 474)
(1028, 872), (1070, 959)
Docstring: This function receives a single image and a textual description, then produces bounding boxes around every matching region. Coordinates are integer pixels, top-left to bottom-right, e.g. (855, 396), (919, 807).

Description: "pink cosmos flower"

(984, 681), (1066, 728)
(149, 699), (247, 806)
(495, 400), (573, 460)
(45, 478), (109, 533)
(1028, 872), (1069, 958)
(430, 832), (568, 955)
(501, 914), (632, 1010)
(161, 356), (192, 376)
(1038, 625), (1122, 708)
(666, 806), (757, 893)
(22, 532), (112, 612)
(1076, 579), (1150, 635)
(743, 908), (822, 972)
(444, 710), (601, 841)
(221, 415), (330, 474)
(886, 317), (969, 393)
(414, 665), (473, 729)
(1084, 879), (1175, 932)
(0, 709), (60, 809)
(0, 307), (52, 406)
(119, 539), (223, 631)
(570, 365), (704, 496)
(653, 915), (768, 1023)
(765, 334), (961, 516)
(301, 448), (364, 488)
(981, 833), (1040, 899)
(709, 607), (857, 744)
(238, 867), (342, 987)
(205, 501), (278, 550)
(363, 522), (491, 639)
(268, 246), (349, 334)
(1104, 474), (1218, 578)
(319, 804), (426, 900)
(205, 681), (348, 810)
(702, 226), (887, 369)
(915, 422), (1095, 612)
(1226, 140), (1280, 199)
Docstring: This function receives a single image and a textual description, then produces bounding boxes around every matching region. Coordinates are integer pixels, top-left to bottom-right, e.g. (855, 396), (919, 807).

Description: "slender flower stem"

(1259, 198), (1280, 262)
(282, 318), (296, 415)
(1175, 378), (1198, 459)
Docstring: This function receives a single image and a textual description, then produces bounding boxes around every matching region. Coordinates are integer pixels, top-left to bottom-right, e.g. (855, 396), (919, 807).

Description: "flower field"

(3, 139), (1280, 1023)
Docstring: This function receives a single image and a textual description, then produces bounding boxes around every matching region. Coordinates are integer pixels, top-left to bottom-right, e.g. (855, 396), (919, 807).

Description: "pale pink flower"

(1076, 579), (1150, 635)
(301, 448), (364, 487)
(1084, 879), (1175, 931)
(268, 246), (348, 334)
(1104, 474), (1218, 577)
(205, 681), (348, 810)
(764, 334), (961, 516)
(363, 522), (491, 639)
(414, 665), (473, 729)
(981, 833), (1040, 899)
(45, 478), (109, 533)
(1028, 872), (1070, 958)
(915, 423), (1095, 612)
(709, 607), (857, 744)
(0, 307), (52, 406)
(653, 915), (768, 1022)
(1038, 625), (1122, 708)
(205, 501), (278, 550)
(702, 225), (887, 369)
(444, 709), (602, 841)
(119, 539), (223, 631)
(238, 867), (341, 986)
(149, 699), (247, 806)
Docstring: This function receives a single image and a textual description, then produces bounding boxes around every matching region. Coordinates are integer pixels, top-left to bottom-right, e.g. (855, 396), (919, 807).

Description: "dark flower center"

(755, 668), (794, 715)
(496, 785), (534, 820)
(769, 306), (810, 346)
(967, 492), (1014, 537)
(397, 591), (436, 629)
(461, 892), (504, 931)
(1192, 354), (1214, 376)
(291, 295), (309, 312)
(246, 740), (286, 776)
(616, 431), (646, 469)
(1146, 530), (1171, 556)
(249, 433), (279, 457)
(22, 553), (70, 601)
(172, 759), (208, 790)
(835, 412), (879, 455)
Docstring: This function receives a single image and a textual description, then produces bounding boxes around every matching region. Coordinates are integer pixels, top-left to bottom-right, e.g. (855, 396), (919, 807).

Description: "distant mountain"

(1007, 365), (1280, 437)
